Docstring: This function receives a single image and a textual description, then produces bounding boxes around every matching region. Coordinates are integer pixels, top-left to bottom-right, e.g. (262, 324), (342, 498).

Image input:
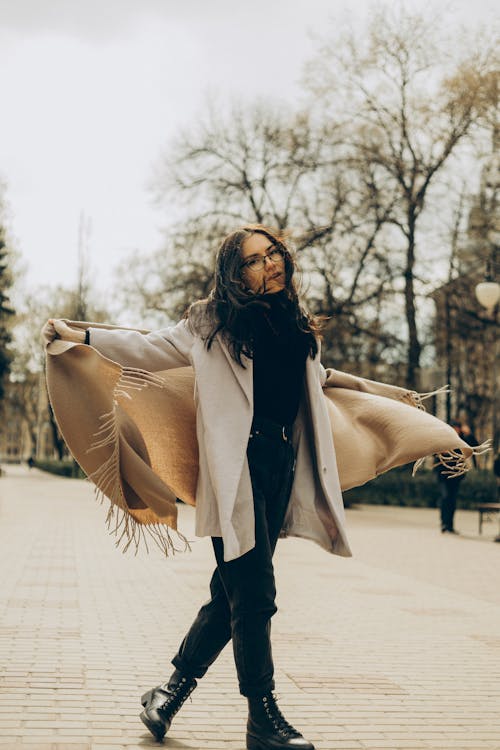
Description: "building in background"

(431, 140), (499, 459)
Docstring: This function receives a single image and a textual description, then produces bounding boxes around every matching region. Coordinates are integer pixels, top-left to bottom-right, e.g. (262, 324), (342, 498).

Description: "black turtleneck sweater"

(251, 290), (310, 426)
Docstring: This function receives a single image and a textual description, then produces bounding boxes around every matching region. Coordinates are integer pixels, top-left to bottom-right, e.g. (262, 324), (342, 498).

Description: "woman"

(43, 225), (483, 748)
(45, 225), (335, 750)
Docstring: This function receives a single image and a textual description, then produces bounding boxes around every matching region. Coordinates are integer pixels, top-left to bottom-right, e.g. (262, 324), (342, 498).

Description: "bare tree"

(304, 6), (499, 387)
(74, 212), (93, 321)
(10, 280), (110, 460)
(140, 99), (402, 369)
(156, 100), (335, 231)
(114, 218), (225, 327)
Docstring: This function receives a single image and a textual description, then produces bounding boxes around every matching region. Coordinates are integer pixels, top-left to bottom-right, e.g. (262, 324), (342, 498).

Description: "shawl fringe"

(403, 385), (491, 478)
(399, 384), (451, 411)
(103, 503), (192, 557)
(412, 439), (492, 477)
(86, 365), (191, 556)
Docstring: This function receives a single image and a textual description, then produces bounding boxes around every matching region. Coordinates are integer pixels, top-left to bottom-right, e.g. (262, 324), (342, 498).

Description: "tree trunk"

(445, 292), (452, 423)
(48, 402), (65, 460)
(404, 214), (421, 389)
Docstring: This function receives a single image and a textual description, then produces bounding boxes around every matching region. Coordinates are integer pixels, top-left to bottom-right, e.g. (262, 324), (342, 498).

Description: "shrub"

(344, 465), (496, 509)
(34, 459), (85, 479)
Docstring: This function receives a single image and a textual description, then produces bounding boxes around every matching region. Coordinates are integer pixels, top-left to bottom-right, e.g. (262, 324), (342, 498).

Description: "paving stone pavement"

(0, 464), (499, 750)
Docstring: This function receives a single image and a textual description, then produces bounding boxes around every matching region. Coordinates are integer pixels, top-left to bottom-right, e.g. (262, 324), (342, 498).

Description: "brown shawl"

(44, 320), (490, 555)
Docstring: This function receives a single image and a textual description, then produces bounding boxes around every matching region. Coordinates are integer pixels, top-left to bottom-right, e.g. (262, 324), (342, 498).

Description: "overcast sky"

(0, 0), (497, 298)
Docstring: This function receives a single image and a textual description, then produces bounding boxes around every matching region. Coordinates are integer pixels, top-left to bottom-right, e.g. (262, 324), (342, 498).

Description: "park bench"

(477, 503), (500, 535)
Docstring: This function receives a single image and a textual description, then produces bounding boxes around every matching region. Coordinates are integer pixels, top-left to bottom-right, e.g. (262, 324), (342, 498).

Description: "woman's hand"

(41, 319), (86, 345)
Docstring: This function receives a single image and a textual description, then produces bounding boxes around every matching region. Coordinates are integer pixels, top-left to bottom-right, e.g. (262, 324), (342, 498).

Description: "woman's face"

(240, 232), (286, 295)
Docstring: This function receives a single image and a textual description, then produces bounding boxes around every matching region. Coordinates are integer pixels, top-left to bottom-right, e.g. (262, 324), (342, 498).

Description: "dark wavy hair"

(186, 224), (322, 366)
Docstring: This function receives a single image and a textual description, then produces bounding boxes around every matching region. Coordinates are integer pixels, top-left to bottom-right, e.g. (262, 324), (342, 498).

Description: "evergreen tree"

(0, 226), (14, 401)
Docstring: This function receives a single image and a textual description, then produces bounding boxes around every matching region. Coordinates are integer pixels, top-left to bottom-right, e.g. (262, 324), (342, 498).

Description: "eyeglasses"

(241, 247), (285, 272)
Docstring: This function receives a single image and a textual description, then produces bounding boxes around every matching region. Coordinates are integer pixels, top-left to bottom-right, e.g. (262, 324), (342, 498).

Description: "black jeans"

(171, 417), (295, 697)
(438, 476), (462, 531)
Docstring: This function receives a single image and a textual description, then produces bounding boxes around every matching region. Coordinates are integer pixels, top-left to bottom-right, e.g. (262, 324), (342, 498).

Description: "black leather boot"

(140, 668), (197, 742)
(247, 692), (315, 750)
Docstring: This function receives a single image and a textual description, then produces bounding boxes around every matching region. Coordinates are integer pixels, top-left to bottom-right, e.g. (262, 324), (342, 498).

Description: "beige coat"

(86, 318), (350, 561)
(45, 319), (487, 562)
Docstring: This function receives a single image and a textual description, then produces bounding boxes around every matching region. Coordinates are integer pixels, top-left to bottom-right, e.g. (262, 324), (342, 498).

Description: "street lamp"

(475, 230), (500, 311)
(476, 229), (500, 306)
(475, 280), (500, 311)
(474, 230), (499, 541)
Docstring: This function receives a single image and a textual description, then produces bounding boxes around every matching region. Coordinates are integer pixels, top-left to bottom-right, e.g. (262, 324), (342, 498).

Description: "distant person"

(494, 453), (500, 543)
(434, 419), (477, 534)
(27, 455), (35, 469)
(494, 452), (500, 501)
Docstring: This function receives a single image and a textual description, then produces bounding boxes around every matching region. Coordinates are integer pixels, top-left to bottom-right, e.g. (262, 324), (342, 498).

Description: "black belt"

(250, 416), (293, 443)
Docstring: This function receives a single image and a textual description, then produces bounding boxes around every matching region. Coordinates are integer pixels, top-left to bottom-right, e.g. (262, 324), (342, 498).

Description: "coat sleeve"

(87, 318), (193, 371)
(322, 366), (412, 401)
(319, 362), (327, 386)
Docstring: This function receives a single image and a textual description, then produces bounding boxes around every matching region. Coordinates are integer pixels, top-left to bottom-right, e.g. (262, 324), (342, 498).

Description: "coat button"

(322, 466), (327, 473)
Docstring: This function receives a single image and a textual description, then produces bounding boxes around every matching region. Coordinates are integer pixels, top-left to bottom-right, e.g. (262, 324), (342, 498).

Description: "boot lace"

(159, 677), (195, 718)
(263, 693), (302, 738)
